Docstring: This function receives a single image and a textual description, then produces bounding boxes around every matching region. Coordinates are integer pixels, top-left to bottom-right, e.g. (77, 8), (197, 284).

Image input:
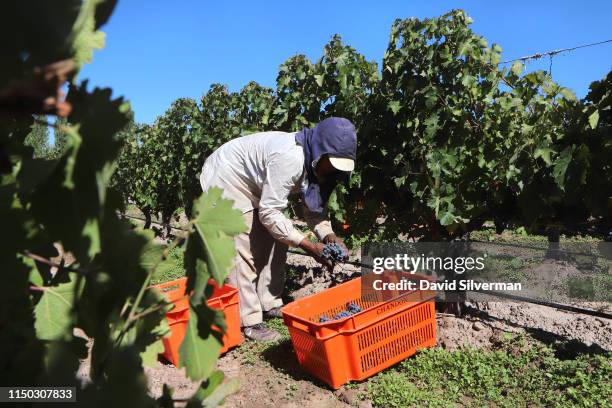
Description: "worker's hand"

(322, 233), (348, 255)
(299, 239), (334, 271)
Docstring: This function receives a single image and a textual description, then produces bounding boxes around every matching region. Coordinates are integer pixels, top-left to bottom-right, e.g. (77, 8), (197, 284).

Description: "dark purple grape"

(322, 243), (348, 262)
(334, 311), (351, 319)
(320, 302), (362, 323)
(347, 302), (361, 314)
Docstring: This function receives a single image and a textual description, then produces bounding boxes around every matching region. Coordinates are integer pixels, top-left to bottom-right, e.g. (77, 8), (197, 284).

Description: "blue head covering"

(295, 117), (357, 213)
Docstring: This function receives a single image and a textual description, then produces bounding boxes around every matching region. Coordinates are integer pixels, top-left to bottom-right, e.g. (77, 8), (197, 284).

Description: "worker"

(199, 117), (357, 341)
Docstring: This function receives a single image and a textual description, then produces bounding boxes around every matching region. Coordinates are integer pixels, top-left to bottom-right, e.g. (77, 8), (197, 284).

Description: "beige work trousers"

(227, 210), (288, 327)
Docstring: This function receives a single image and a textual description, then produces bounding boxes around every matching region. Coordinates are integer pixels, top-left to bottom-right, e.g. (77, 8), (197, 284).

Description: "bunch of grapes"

(322, 243), (348, 262)
(347, 302), (361, 314)
(319, 302), (362, 323)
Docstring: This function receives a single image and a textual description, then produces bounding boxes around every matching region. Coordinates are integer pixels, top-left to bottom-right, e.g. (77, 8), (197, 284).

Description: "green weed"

(266, 318), (290, 339)
(367, 336), (611, 407)
(150, 245), (186, 285)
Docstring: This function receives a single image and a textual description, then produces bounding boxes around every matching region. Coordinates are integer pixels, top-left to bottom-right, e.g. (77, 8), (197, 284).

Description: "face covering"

(295, 117), (357, 213)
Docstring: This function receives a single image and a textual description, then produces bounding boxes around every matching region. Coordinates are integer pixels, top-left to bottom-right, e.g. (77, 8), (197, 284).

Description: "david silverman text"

(371, 279), (522, 291)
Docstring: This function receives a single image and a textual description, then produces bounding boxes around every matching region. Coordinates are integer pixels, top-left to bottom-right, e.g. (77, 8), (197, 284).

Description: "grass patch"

(567, 274), (612, 302)
(236, 341), (275, 366)
(471, 226), (548, 243)
(266, 318), (290, 339)
(232, 319), (290, 366)
(470, 226), (601, 244)
(150, 245), (186, 285)
(367, 336), (611, 408)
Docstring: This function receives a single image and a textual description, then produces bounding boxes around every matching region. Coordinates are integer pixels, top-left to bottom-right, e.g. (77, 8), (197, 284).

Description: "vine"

(114, 9), (610, 241)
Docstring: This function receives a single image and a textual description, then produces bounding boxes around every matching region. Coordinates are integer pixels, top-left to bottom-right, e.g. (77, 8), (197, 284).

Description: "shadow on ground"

(261, 338), (334, 390)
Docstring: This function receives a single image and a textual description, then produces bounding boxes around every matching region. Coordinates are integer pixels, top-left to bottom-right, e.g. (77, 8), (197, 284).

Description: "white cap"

(329, 157), (355, 172)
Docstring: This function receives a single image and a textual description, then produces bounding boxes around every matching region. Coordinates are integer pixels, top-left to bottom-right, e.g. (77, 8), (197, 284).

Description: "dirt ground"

(73, 245), (610, 406)
(132, 252), (612, 407)
(59, 210), (606, 406)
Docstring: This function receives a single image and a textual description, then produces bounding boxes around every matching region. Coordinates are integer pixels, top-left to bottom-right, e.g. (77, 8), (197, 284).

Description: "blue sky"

(80, 1), (612, 124)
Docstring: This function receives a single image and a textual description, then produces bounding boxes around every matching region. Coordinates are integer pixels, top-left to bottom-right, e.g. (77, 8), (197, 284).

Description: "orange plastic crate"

(153, 277), (242, 366)
(282, 276), (436, 389)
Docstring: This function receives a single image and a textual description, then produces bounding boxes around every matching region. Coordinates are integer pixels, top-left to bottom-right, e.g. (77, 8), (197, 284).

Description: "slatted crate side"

(354, 301), (436, 377)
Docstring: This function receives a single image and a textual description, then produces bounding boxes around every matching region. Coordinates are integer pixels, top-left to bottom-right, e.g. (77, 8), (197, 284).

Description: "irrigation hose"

(474, 290), (612, 320)
(287, 248), (612, 320)
(119, 213), (188, 232)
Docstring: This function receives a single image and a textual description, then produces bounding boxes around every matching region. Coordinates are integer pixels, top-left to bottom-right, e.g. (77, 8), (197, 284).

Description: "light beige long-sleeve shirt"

(199, 131), (334, 247)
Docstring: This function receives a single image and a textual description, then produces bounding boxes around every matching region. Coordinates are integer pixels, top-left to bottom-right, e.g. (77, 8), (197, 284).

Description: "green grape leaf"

(588, 110), (599, 129)
(552, 147), (574, 191)
(71, 0), (109, 68)
(439, 211), (456, 226)
(511, 61), (523, 75)
(28, 84), (129, 264)
(115, 289), (171, 359)
(388, 100), (401, 115)
(314, 74), (324, 87)
(560, 88), (576, 100)
(34, 279), (79, 341)
(179, 304), (223, 380)
(534, 147), (554, 165)
(141, 339), (165, 367)
(185, 188), (246, 304)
